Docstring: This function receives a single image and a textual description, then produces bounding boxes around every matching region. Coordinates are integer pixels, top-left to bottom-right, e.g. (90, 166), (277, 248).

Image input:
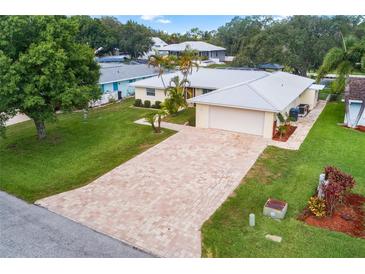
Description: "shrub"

(163, 98), (179, 114)
(152, 101), (162, 109)
(188, 116), (195, 126)
(322, 166), (356, 216)
(308, 196), (326, 217)
(143, 100), (151, 108)
(134, 99), (142, 107)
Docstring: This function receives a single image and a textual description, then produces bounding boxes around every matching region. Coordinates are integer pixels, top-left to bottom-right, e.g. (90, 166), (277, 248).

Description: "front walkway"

(5, 113), (30, 126)
(134, 117), (187, 132)
(37, 127), (267, 257)
(269, 100), (327, 150)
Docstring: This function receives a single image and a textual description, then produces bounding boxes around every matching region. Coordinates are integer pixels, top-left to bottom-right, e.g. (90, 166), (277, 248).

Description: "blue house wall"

(100, 76), (151, 98)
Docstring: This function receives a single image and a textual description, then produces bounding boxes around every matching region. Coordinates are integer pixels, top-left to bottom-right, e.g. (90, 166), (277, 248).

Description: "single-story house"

(96, 54), (131, 63)
(92, 64), (158, 106)
(258, 63), (284, 71)
(142, 37), (168, 59)
(344, 77), (365, 127)
(132, 68), (322, 138)
(159, 41), (226, 62)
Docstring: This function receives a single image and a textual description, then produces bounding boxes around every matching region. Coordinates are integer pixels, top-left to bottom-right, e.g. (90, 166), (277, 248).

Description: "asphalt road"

(0, 191), (153, 258)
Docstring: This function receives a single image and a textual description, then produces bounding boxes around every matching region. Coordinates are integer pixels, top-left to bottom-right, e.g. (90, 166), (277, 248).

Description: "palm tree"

(163, 76), (188, 115)
(177, 46), (200, 99)
(317, 34), (365, 127)
(148, 51), (177, 89)
(148, 46), (199, 101)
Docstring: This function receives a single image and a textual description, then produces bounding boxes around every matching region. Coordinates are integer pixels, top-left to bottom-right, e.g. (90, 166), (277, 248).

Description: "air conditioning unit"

(298, 104), (309, 117)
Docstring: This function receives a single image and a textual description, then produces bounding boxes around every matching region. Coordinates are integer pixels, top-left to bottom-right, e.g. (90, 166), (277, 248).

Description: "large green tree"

(232, 16), (345, 75)
(119, 20), (153, 58)
(73, 16), (121, 55)
(216, 16), (364, 76)
(0, 16), (101, 139)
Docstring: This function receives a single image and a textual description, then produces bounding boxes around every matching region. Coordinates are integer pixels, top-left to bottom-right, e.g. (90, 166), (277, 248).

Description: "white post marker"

(249, 213), (255, 227)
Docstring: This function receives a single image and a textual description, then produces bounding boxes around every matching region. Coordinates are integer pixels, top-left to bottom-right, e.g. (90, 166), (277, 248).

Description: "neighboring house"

(95, 55), (131, 63)
(258, 63), (284, 71)
(92, 64), (159, 106)
(132, 68), (322, 138)
(159, 41), (226, 62)
(344, 77), (365, 127)
(142, 37), (168, 59)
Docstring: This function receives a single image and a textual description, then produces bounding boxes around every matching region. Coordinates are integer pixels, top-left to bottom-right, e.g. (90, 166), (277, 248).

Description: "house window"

(202, 89), (213, 94)
(146, 88), (155, 96)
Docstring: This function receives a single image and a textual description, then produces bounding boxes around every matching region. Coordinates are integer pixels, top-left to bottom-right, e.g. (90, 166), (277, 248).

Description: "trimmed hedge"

(143, 100), (151, 108)
(134, 99), (142, 107)
(152, 101), (162, 109)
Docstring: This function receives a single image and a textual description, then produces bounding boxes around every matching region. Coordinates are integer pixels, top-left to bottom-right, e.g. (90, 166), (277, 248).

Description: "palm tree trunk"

(157, 114), (161, 133)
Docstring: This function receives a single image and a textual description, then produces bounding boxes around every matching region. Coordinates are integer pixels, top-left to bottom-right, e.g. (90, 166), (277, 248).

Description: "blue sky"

(114, 15), (237, 33)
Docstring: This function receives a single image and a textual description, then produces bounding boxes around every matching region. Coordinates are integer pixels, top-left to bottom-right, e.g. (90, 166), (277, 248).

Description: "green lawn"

(163, 107), (196, 126)
(202, 102), (365, 257)
(0, 99), (174, 202)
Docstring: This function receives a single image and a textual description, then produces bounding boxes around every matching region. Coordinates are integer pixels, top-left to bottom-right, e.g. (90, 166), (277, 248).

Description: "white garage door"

(209, 106), (265, 136)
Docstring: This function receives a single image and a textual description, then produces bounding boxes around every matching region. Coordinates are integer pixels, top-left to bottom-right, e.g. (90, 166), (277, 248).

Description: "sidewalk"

(269, 100), (327, 150)
(134, 118), (188, 132)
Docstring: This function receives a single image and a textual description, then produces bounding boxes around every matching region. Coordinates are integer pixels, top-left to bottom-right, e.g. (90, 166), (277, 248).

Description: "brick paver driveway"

(37, 127), (267, 257)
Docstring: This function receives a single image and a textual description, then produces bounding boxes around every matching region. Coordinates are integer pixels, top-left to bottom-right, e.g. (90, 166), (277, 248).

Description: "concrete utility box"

(263, 198), (288, 219)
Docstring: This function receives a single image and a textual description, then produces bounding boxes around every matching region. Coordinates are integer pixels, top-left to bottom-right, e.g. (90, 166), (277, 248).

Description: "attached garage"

(209, 106), (265, 136)
(190, 71), (321, 139)
(195, 103), (275, 138)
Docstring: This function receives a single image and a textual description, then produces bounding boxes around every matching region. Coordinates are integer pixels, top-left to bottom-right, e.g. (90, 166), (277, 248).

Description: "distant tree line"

(72, 16), (153, 58)
(72, 15), (365, 76)
(153, 16), (365, 76)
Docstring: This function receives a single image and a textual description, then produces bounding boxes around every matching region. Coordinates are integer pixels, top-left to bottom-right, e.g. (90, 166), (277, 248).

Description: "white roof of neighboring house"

(152, 37), (168, 47)
(159, 41), (226, 52)
(131, 68), (269, 90)
(99, 64), (159, 84)
(189, 71), (315, 112)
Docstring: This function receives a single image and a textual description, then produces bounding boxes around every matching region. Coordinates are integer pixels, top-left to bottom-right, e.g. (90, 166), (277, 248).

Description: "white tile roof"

(99, 64), (159, 84)
(159, 41), (225, 52)
(131, 68), (269, 90)
(189, 71), (315, 112)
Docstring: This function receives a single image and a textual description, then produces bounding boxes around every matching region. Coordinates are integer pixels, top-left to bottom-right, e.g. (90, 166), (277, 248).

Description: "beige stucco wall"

(282, 88), (318, 115)
(263, 112), (275, 138)
(196, 104), (210, 128)
(299, 88), (318, 110)
(135, 87), (206, 105)
(134, 87), (166, 104)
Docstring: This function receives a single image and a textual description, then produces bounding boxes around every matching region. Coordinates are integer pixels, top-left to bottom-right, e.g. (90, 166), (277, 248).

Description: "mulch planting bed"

(298, 194), (365, 238)
(341, 125), (365, 133)
(272, 125), (297, 142)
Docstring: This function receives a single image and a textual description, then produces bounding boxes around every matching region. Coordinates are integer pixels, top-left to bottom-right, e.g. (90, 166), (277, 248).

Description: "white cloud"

(141, 15), (160, 21)
(157, 18), (171, 24)
(140, 15), (171, 24)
